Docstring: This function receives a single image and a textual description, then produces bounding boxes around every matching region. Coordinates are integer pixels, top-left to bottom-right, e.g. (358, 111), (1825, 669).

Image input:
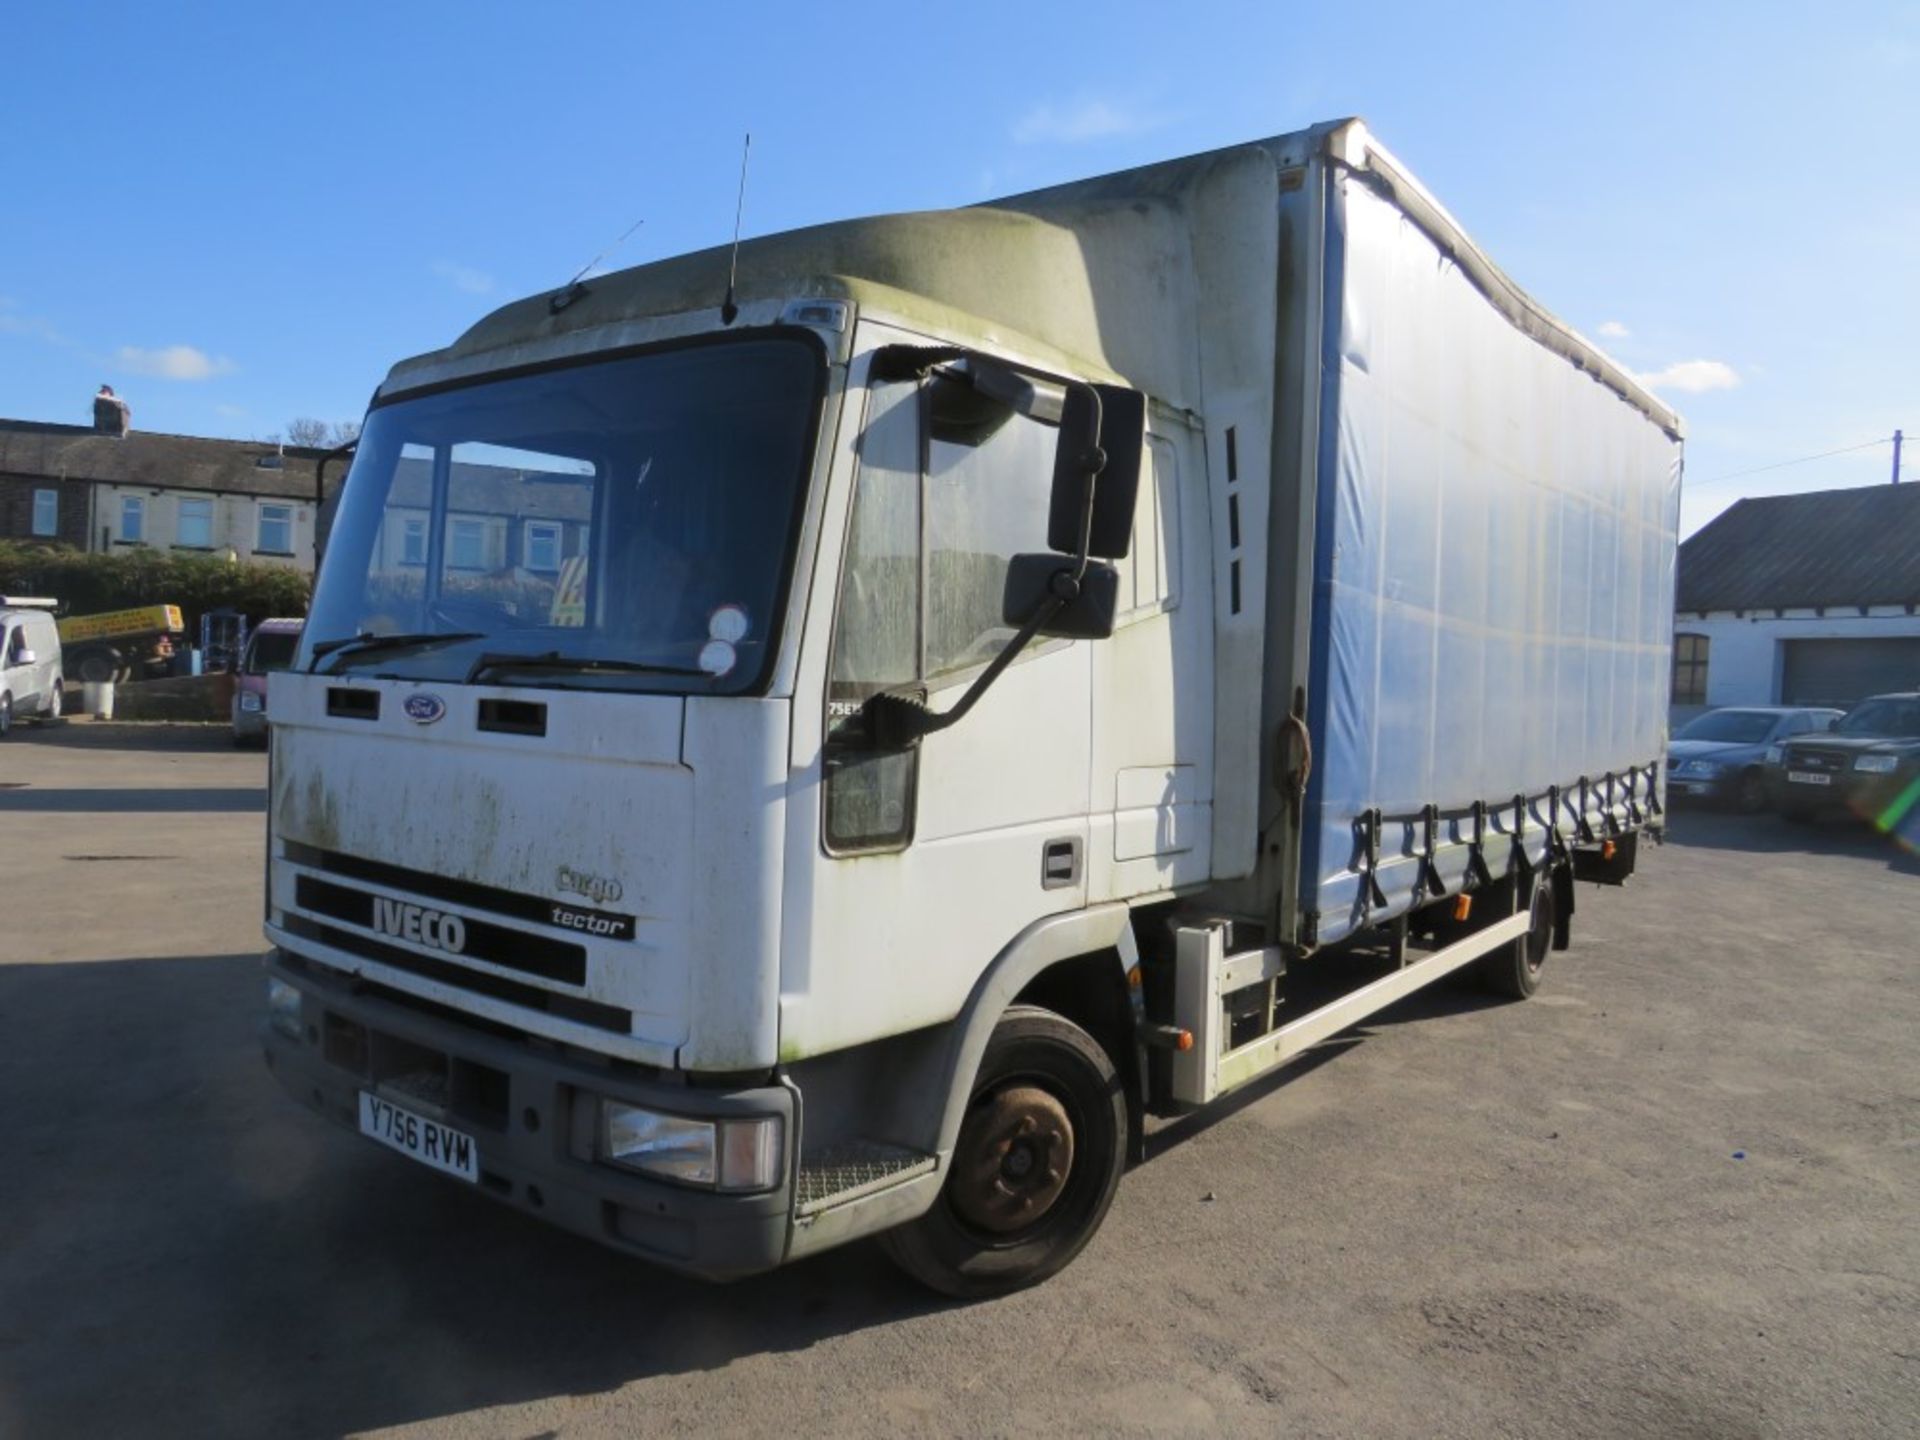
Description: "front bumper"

(260, 949), (794, 1281)
(1667, 769), (1734, 801)
(232, 708), (267, 740)
(1769, 767), (1915, 815)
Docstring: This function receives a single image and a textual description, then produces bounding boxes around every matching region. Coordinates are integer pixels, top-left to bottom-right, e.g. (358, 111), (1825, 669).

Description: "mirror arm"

(867, 590), (1068, 746)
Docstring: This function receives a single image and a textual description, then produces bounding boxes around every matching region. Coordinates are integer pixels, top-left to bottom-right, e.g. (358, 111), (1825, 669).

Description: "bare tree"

(285, 417), (362, 448)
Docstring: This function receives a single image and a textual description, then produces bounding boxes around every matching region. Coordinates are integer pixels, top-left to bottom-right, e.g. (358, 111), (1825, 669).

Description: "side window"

(824, 380), (922, 853)
(121, 496), (145, 543)
(1111, 433), (1180, 623)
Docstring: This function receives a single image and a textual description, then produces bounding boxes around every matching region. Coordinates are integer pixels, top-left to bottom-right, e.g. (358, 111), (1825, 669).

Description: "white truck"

(260, 119), (1680, 1296)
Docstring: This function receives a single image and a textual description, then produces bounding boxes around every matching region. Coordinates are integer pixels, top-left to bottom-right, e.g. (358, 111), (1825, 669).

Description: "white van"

(0, 598), (64, 737)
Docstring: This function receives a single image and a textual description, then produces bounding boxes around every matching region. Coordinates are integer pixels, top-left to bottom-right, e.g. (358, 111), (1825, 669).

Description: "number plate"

(1786, 771), (1831, 786)
(358, 1092), (478, 1182)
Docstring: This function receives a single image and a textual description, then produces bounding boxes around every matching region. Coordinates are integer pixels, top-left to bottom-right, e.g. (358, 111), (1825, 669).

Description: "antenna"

(720, 132), (751, 325)
(549, 214), (646, 315)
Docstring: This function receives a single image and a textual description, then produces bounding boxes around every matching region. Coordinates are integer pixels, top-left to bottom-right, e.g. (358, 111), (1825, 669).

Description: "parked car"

(0, 597), (64, 737)
(1667, 706), (1842, 812)
(1769, 692), (1920, 824)
(231, 618), (304, 748)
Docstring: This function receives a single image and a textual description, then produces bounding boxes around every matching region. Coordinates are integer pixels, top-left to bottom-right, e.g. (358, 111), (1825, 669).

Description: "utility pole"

(1893, 429), (1903, 484)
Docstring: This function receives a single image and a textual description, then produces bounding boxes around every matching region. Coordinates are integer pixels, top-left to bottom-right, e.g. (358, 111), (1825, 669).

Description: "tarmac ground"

(2, 724), (1916, 1438)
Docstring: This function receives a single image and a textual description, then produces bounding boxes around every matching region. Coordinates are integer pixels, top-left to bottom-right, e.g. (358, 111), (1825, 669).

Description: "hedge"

(0, 542), (311, 634)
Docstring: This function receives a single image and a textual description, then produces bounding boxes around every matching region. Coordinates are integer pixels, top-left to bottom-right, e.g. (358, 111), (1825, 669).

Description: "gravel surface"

(2, 735), (1916, 1438)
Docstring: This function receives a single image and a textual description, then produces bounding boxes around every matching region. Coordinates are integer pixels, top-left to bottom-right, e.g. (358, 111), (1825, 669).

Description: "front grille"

(282, 840), (636, 941)
(294, 874), (586, 985)
(1787, 749), (1849, 773)
(281, 913), (631, 1034)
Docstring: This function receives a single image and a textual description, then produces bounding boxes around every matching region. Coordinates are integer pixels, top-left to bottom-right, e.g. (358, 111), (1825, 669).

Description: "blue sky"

(3, 2), (1914, 534)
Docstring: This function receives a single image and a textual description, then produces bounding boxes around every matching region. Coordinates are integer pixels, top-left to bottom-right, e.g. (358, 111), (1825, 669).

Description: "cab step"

(795, 1141), (936, 1216)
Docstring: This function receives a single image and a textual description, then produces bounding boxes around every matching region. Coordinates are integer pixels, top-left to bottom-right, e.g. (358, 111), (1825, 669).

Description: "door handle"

(1041, 837), (1082, 890)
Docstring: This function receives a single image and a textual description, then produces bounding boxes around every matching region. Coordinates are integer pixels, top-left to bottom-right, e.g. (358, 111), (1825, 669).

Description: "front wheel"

(880, 1005), (1127, 1299)
(1735, 768), (1767, 814)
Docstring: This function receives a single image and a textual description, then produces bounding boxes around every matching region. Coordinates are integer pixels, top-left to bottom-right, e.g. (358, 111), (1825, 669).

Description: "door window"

(823, 369), (1058, 853)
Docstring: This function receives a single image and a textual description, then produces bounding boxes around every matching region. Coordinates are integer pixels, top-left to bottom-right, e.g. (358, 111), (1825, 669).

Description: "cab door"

(780, 329), (1092, 1060)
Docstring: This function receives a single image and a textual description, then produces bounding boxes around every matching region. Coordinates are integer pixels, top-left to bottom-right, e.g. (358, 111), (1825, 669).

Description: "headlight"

(1853, 755), (1898, 774)
(598, 1101), (783, 1192)
(1678, 760), (1720, 777)
(1763, 745), (1783, 765)
(266, 976), (304, 1039)
(240, 691), (264, 713)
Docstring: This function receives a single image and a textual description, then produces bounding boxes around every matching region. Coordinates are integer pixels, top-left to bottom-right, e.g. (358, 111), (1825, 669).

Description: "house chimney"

(93, 384), (131, 437)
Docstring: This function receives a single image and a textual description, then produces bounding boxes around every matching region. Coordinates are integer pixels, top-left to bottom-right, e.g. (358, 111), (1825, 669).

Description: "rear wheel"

(1476, 872), (1556, 999)
(0, 692), (11, 738)
(879, 1005), (1127, 1299)
(42, 676), (62, 721)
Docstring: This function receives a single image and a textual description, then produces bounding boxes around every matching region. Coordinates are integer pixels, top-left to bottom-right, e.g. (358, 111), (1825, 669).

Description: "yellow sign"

(57, 604), (185, 643)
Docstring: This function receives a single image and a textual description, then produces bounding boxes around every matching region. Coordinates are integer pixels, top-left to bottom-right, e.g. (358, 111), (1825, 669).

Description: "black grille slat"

(327, 688), (380, 720)
(293, 874), (585, 985)
(280, 914), (630, 1034)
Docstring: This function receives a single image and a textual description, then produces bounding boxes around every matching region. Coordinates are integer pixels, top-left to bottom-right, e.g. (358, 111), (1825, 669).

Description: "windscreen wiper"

(466, 650), (710, 685)
(309, 631), (483, 672)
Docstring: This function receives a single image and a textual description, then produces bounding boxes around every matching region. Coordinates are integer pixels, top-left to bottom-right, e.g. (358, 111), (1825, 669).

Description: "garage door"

(1781, 637), (1920, 707)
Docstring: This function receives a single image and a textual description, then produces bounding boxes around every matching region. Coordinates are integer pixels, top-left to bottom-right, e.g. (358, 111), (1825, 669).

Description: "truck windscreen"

(302, 335), (823, 694)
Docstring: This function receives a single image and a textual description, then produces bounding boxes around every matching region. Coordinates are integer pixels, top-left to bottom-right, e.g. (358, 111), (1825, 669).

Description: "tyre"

(1476, 871), (1556, 999)
(879, 1005), (1127, 1299)
(0, 692), (11, 738)
(1734, 769), (1767, 814)
(42, 676), (62, 722)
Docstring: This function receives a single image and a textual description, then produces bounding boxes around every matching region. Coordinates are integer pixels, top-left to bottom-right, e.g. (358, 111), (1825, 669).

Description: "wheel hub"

(950, 1083), (1075, 1234)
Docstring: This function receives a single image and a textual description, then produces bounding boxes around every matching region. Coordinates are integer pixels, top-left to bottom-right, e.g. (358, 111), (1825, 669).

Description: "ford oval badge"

(403, 692), (447, 725)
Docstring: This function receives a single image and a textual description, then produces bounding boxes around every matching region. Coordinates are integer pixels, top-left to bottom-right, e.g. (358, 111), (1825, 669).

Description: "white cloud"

(116, 344), (235, 381)
(431, 259), (495, 295)
(1597, 320), (1630, 339)
(1011, 95), (1163, 146)
(1635, 359), (1740, 394)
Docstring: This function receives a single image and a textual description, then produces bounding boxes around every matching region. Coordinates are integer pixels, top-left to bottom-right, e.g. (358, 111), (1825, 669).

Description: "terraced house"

(0, 413), (330, 569)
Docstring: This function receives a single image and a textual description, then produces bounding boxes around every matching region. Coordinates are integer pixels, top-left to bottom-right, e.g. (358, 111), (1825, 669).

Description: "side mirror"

(1003, 554), (1119, 640)
(1825, 717), (1838, 731)
(15, 649), (35, 666)
(1047, 384), (1146, 560)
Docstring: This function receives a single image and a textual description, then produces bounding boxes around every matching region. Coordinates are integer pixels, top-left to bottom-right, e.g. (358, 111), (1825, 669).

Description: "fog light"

(598, 1102), (783, 1191)
(266, 976), (303, 1040)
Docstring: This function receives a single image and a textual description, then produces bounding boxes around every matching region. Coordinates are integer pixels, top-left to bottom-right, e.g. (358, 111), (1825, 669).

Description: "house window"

(400, 516), (427, 565)
(257, 503), (294, 554)
(177, 497), (214, 548)
(1672, 633), (1709, 705)
(448, 516), (488, 570)
(524, 520), (562, 573)
(32, 488), (58, 537)
(120, 496), (145, 543)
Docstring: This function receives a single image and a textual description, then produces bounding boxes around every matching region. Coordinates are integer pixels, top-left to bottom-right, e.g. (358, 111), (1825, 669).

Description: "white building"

(1673, 483), (1920, 724)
